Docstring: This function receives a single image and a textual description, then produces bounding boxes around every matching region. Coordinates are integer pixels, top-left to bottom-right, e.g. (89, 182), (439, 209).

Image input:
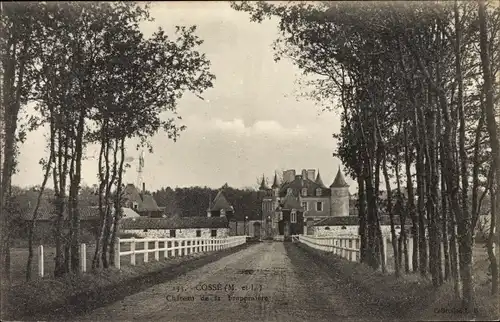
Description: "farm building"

(310, 215), (413, 238)
(119, 216), (230, 238)
(122, 183), (164, 217)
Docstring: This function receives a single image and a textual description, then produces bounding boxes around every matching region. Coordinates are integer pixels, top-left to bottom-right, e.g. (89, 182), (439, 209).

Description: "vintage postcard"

(1, 1), (499, 321)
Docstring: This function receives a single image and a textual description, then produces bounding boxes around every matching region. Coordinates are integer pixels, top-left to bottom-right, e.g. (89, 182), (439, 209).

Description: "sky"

(12, 2), (353, 192)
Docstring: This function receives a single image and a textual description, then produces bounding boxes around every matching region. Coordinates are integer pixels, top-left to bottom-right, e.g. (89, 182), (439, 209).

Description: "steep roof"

(140, 194), (161, 212)
(120, 207), (141, 218)
(315, 170), (327, 188)
(119, 216), (229, 230)
(209, 189), (233, 212)
(271, 172), (279, 188)
(259, 175), (269, 191)
(123, 183), (161, 212)
(330, 167), (349, 188)
(279, 175), (330, 197)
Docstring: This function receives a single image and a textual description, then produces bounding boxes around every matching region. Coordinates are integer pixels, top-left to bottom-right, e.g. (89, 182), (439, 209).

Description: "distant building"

(259, 167), (351, 240)
(206, 183), (234, 219)
(311, 215), (412, 238)
(119, 216), (230, 238)
(122, 183), (163, 217)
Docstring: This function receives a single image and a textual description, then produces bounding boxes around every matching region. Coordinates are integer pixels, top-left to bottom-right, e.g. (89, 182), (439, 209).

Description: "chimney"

(301, 169), (307, 179)
(283, 169), (296, 182)
(142, 182), (146, 194)
(307, 169), (315, 181)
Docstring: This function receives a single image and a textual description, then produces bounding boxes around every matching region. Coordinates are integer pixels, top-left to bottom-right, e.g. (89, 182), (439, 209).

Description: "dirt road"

(78, 242), (385, 322)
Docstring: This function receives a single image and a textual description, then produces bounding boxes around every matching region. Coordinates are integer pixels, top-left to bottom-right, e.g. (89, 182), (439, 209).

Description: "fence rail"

(114, 236), (247, 269)
(293, 233), (415, 270)
(293, 234), (362, 262)
(32, 236), (247, 277)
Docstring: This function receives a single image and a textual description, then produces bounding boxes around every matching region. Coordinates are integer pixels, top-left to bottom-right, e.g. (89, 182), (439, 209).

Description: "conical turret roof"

(259, 174), (269, 191)
(315, 169), (326, 188)
(271, 172), (279, 188)
(330, 166), (349, 188)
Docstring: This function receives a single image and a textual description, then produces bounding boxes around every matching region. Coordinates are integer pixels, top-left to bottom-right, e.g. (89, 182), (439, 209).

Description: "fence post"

(38, 245), (44, 277)
(408, 236), (413, 271)
(80, 243), (86, 273)
(131, 238), (136, 265)
(115, 237), (121, 269)
(155, 240), (159, 261)
(144, 241), (149, 263)
(164, 239), (169, 259)
(382, 235), (387, 267)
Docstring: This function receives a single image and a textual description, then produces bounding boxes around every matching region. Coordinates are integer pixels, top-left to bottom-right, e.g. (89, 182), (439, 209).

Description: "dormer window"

(291, 211), (297, 223)
(301, 188), (307, 197)
(132, 202), (138, 210)
(287, 188), (293, 195)
(316, 188), (322, 197)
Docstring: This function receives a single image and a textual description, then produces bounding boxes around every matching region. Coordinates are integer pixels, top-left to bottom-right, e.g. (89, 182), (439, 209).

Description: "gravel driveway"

(77, 242), (383, 322)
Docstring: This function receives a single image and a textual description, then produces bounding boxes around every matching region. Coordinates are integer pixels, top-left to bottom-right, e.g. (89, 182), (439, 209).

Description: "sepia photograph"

(1, 1), (499, 321)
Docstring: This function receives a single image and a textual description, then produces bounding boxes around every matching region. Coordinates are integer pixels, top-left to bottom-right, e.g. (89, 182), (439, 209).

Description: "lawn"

(9, 239), (209, 286)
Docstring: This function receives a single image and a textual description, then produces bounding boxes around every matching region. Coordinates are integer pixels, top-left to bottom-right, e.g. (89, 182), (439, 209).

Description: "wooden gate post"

(115, 237), (121, 269)
(80, 243), (86, 273)
(38, 245), (44, 277)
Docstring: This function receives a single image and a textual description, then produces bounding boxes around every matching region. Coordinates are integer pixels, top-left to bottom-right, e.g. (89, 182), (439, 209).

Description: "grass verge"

(292, 241), (498, 321)
(2, 242), (253, 321)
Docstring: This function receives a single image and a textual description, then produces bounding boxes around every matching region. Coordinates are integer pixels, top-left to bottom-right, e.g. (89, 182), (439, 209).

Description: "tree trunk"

(479, 0), (500, 296)
(454, 0), (475, 309)
(109, 138), (125, 267)
(26, 150), (53, 281)
(404, 126), (419, 272)
(358, 167), (368, 263)
(414, 108), (428, 277)
(487, 187), (498, 295)
(376, 116), (399, 277)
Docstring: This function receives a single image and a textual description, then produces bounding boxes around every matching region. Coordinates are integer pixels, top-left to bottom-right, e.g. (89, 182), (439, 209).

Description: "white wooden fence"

(33, 236), (246, 277)
(293, 234), (415, 270)
(35, 243), (88, 277)
(114, 236), (247, 269)
(294, 234), (362, 262)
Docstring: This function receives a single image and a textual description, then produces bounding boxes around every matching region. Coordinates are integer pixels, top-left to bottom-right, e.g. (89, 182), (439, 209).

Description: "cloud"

(211, 118), (307, 137)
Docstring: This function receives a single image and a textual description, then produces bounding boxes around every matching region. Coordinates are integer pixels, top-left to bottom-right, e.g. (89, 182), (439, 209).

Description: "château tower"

(329, 166), (350, 217)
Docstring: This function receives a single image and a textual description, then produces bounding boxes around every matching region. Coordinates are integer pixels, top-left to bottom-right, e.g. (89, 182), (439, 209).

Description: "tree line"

(232, 0), (499, 310)
(1, 2), (215, 284)
(152, 185), (264, 221)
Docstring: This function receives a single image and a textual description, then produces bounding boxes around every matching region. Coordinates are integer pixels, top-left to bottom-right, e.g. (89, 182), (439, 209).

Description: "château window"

(316, 202), (323, 212)
(301, 202), (308, 211)
(169, 229), (176, 238)
(316, 188), (322, 197)
(291, 211), (297, 223)
(196, 230), (201, 237)
(301, 188), (307, 196)
(211, 229), (217, 237)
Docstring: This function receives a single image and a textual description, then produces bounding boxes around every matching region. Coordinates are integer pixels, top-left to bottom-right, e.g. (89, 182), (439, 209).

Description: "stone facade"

(259, 167), (351, 240)
(122, 228), (229, 239)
